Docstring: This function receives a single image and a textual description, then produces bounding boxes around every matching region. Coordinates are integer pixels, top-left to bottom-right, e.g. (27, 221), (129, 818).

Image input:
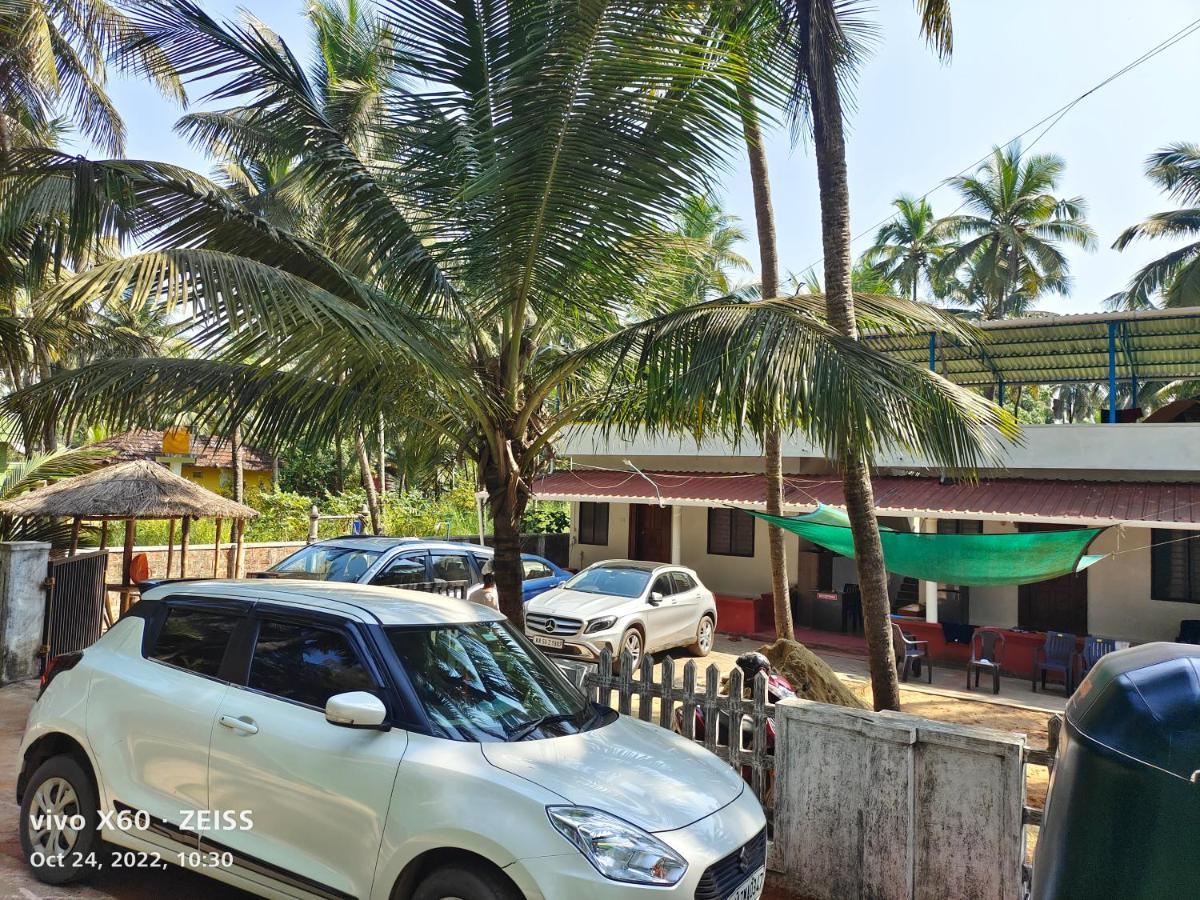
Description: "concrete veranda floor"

(712, 630), (1070, 715)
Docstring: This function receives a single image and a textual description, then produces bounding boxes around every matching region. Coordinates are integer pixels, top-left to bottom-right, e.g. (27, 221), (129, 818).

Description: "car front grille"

(694, 828), (767, 900)
(525, 612), (583, 637)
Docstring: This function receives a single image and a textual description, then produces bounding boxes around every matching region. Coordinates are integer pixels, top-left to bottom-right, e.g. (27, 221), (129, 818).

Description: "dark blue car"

(265, 537), (570, 601)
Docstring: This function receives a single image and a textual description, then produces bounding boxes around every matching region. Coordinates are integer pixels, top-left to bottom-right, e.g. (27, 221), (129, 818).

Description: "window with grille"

(578, 502), (610, 545)
(1151, 529), (1200, 603)
(707, 508), (755, 557)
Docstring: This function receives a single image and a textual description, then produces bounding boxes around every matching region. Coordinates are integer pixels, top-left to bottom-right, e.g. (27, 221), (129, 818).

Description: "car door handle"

(218, 715), (259, 736)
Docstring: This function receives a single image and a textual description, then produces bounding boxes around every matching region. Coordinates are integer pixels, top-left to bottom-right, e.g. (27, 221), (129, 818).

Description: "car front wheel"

(616, 627), (643, 671)
(19, 754), (100, 885)
(688, 614), (715, 657)
(413, 864), (520, 900)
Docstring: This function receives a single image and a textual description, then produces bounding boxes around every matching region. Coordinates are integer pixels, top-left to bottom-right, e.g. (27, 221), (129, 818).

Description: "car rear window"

(149, 607), (239, 678)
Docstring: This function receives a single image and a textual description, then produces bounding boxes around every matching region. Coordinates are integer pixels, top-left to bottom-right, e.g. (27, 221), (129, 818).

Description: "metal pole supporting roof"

(1108, 321), (1118, 424)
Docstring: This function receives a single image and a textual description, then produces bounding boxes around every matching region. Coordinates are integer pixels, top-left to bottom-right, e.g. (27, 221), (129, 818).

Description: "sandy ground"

(0, 639), (1055, 899)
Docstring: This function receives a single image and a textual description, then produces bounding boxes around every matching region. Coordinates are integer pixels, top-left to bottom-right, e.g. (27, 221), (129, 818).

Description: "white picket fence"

(583, 648), (776, 818)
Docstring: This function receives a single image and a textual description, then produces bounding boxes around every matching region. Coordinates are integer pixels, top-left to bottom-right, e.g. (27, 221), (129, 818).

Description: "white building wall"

(677, 507), (799, 598)
(570, 501), (630, 571)
(967, 521), (1020, 628)
(1087, 526), (1196, 643)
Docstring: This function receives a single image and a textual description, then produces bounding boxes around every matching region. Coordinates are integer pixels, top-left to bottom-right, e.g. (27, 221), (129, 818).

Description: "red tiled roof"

(92, 430), (275, 471)
(533, 470), (1200, 528)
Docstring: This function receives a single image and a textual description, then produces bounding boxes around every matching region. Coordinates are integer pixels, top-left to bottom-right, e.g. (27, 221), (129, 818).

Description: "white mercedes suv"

(18, 580), (765, 900)
(525, 561), (718, 666)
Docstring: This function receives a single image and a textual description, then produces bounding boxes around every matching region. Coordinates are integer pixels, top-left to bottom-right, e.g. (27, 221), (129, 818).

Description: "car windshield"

(387, 622), (603, 742)
(562, 566), (650, 598)
(266, 544), (383, 582)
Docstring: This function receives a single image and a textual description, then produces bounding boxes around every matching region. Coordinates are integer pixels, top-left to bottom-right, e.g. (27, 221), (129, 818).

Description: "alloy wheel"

(623, 630), (642, 665)
(698, 617), (713, 652)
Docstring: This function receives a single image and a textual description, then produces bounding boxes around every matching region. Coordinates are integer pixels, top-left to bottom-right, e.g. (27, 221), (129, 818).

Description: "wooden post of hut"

(166, 518), (176, 577)
(233, 518), (246, 578)
(212, 517), (223, 578)
(179, 515), (191, 578)
(120, 517), (136, 613)
(69, 517), (81, 556)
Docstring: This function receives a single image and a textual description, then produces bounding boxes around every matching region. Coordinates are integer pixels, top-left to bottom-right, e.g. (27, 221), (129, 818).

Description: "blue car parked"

(263, 536), (570, 602)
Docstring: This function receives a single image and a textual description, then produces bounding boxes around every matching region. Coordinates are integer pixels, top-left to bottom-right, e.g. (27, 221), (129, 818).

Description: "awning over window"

(748, 505), (1104, 587)
(532, 470), (1200, 529)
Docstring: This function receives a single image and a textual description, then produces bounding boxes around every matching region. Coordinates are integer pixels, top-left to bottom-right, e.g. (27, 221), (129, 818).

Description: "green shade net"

(748, 505), (1106, 587)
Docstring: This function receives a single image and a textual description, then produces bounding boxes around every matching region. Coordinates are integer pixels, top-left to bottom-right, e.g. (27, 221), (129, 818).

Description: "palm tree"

(938, 143), (1096, 320)
(0, 0), (181, 154)
(1109, 143), (1200, 310)
(864, 195), (954, 304)
(639, 194), (751, 316)
(0, 0), (1011, 634)
(767, 0), (963, 712)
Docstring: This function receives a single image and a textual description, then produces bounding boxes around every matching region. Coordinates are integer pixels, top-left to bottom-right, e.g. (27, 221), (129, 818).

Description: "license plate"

(726, 866), (765, 900)
(529, 634), (564, 649)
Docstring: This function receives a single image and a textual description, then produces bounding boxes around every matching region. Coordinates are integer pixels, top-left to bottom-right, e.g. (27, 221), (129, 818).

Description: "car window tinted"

(387, 622), (589, 742)
(522, 558), (553, 580)
(249, 620), (376, 709)
(563, 566), (650, 598)
(671, 572), (695, 593)
(371, 553), (427, 587)
(431, 554), (472, 583)
(267, 544), (383, 582)
(149, 607), (239, 678)
(651, 574), (674, 596)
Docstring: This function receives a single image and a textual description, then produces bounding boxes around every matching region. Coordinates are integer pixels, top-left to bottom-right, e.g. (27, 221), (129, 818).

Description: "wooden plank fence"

(1021, 713), (1062, 890)
(584, 649), (776, 820)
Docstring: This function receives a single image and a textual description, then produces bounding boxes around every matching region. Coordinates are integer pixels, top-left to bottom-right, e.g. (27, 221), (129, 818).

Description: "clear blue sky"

(103, 1), (1200, 315)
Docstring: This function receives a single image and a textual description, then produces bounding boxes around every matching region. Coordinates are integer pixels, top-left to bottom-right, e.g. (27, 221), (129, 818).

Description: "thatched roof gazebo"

(0, 460), (258, 611)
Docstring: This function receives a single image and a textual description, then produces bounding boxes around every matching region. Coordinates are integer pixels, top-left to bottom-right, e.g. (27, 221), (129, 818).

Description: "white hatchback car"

(18, 580), (765, 900)
(524, 560), (718, 666)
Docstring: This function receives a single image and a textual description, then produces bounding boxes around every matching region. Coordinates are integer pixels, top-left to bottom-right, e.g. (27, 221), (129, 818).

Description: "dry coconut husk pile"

(760, 638), (869, 710)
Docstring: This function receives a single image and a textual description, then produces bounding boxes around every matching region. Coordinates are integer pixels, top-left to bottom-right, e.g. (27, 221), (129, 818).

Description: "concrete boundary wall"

(773, 698), (1024, 900)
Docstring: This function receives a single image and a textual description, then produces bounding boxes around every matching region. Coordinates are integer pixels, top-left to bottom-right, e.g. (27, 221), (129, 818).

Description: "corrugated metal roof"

(867, 307), (1200, 388)
(534, 470), (1200, 528)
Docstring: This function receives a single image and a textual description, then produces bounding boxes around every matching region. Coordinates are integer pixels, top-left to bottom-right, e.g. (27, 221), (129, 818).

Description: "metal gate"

(42, 550), (110, 670)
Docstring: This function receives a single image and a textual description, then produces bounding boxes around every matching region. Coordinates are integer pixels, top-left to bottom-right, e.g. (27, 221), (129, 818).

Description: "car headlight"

(546, 806), (687, 885)
(584, 616), (617, 634)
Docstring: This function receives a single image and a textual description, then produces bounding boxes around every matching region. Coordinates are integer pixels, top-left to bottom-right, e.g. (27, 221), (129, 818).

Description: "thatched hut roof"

(0, 460), (258, 520)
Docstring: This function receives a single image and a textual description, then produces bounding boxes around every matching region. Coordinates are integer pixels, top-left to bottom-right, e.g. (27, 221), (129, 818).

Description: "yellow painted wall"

(182, 465), (274, 495)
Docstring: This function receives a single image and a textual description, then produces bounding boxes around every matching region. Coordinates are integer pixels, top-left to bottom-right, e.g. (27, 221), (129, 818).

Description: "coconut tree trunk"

(355, 429), (382, 534)
(808, 31), (901, 711)
(231, 423), (245, 504)
(481, 451), (529, 627)
(737, 81), (793, 641)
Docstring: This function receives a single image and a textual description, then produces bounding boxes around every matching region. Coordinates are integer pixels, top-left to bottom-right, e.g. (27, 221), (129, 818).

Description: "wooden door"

(629, 503), (673, 563)
(1017, 523), (1088, 634)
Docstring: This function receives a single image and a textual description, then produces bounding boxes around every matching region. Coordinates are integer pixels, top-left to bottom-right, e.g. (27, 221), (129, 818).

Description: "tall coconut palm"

(864, 195), (954, 304)
(0, 0), (1011, 632)
(767, 0), (964, 712)
(938, 143), (1096, 320)
(1109, 143), (1200, 310)
(0, 0), (182, 154)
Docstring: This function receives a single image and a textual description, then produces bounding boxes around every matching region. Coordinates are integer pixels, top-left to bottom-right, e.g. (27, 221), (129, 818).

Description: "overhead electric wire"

(793, 13), (1200, 276)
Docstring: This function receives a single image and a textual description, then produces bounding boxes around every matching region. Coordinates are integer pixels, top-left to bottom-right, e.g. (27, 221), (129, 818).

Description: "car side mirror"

(325, 691), (389, 730)
(648, 591), (664, 605)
